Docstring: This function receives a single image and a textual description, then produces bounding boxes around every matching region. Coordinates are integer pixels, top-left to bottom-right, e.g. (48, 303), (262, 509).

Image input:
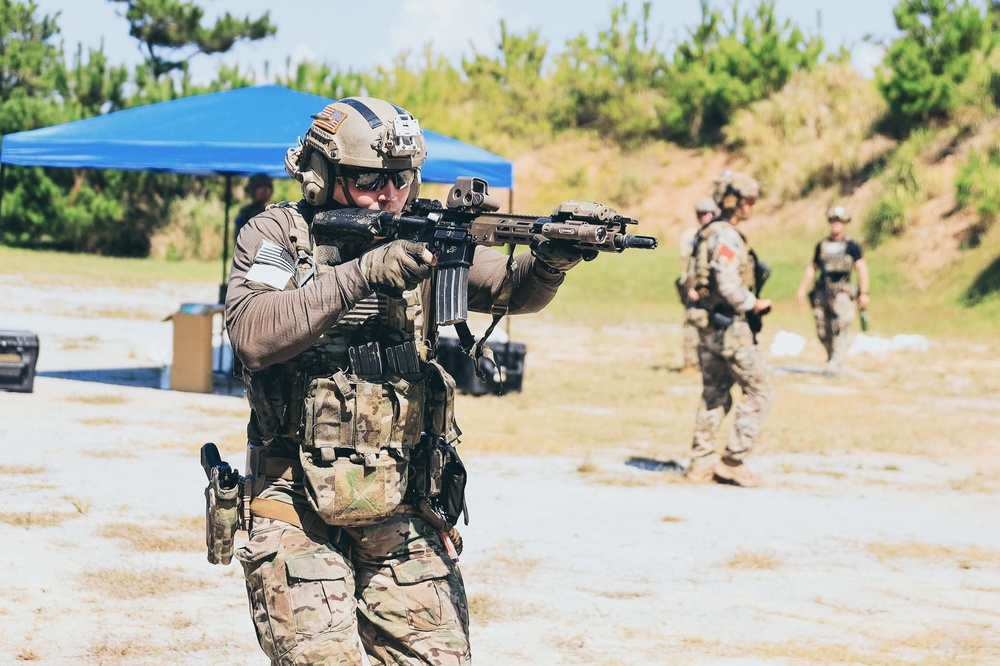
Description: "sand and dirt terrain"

(2, 272), (999, 665)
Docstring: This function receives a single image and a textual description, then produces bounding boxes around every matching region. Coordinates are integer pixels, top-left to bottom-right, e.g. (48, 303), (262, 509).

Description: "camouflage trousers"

(236, 511), (471, 666)
(681, 316), (700, 369)
(813, 288), (856, 370)
(691, 320), (774, 464)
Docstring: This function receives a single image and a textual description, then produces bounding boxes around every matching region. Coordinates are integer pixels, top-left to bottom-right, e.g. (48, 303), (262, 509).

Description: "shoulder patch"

(716, 242), (738, 269)
(246, 239), (295, 290)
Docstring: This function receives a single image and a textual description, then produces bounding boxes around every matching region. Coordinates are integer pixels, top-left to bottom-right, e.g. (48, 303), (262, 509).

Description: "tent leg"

(216, 174), (233, 380)
(0, 162), (6, 230)
(220, 174), (232, 304)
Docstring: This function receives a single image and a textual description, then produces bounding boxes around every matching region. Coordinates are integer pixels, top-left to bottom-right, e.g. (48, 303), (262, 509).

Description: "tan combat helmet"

(695, 197), (720, 216)
(284, 97), (426, 207)
(710, 170), (760, 215)
(826, 205), (852, 222)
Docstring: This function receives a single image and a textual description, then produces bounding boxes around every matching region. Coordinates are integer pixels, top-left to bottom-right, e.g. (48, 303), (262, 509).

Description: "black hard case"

(0, 330), (40, 393)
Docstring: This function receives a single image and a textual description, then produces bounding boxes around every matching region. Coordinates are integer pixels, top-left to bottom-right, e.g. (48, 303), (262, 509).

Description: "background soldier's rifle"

(746, 250), (771, 340)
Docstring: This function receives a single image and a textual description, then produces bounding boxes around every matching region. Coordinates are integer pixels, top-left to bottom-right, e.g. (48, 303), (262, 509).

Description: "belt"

(249, 497), (337, 544)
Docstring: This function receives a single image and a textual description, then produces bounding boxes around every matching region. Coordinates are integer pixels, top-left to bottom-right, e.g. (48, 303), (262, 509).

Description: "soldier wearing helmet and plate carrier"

(684, 171), (774, 488)
(677, 197), (721, 376)
(795, 205), (870, 377)
(235, 172), (274, 241)
(223, 97), (588, 665)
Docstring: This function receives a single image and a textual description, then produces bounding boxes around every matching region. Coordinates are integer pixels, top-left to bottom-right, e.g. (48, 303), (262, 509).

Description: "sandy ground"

(2, 275), (1000, 665)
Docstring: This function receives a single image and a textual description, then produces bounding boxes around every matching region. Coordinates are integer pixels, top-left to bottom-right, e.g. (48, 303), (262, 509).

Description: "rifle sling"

(450, 247), (513, 393)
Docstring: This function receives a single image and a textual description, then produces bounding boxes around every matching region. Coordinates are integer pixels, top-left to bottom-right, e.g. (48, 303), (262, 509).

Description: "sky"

(35, 0), (902, 83)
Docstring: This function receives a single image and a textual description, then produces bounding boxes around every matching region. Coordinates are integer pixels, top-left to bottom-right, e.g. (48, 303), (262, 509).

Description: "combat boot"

(686, 456), (717, 484)
(712, 459), (760, 487)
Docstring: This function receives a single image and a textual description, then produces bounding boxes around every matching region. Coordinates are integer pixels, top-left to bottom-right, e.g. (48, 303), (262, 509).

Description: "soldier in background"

(795, 205), (870, 377)
(685, 171), (773, 488)
(677, 197), (720, 376)
(234, 172), (274, 241)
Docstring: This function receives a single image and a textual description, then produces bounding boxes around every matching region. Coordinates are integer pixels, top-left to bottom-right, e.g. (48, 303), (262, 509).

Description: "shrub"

(726, 61), (887, 199)
(955, 146), (1000, 238)
(877, 0), (997, 136)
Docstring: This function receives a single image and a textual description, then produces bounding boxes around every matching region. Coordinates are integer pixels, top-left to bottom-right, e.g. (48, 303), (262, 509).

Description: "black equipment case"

(0, 330), (40, 393)
(437, 337), (526, 396)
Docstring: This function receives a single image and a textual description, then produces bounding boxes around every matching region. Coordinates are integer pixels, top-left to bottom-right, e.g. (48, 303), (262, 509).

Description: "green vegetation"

(955, 144), (1000, 241)
(0, 0), (999, 320)
(877, 0), (999, 136)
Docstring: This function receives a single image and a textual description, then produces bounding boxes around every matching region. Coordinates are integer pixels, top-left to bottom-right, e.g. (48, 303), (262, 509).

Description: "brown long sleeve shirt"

(226, 203), (566, 372)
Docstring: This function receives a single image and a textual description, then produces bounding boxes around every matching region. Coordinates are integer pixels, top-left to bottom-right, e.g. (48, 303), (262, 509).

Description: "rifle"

(745, 250), (771, 338)
(311, 177), (658, 328)
(200, 442), (242, 565)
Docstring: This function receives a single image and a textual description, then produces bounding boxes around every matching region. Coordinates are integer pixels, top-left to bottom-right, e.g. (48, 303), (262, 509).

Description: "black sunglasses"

(343, 168), (417, 192)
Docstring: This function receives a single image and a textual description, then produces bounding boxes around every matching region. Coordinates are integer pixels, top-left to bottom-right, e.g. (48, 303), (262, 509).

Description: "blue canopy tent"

(0, 85), (514, 300)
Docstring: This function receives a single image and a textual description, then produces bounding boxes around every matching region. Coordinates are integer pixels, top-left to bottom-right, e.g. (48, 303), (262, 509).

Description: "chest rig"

(692, 220), (756, 310)
(243, 203), (460, 527)
(818, 238), (855, 283)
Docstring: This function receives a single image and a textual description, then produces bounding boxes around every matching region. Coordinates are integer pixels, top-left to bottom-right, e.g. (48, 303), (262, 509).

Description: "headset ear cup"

(301, 152), (331, 206)
(405, 170), (422, 207)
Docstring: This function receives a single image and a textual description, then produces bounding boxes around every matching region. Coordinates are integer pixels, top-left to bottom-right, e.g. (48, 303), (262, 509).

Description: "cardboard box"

(165, 303), (224, 393)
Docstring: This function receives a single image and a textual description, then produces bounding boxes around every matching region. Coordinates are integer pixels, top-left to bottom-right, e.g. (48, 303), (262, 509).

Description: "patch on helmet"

(245, 239), (295, 290)
(312, 108), (347, 135)
(716, 243), (738, 269)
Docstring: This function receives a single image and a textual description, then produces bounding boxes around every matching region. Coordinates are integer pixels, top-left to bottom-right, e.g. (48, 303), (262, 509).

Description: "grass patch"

(81, 448), (138, 459)
(725, 550), (783, 570)
(65, 496), (92, 514)
(80, 567), (204, 599)
(949, 472), (998, 493)
(97, 518), (203, 553)
(64, 394), (128, 405)
(490, 546), (540, 579)
(0, 511), (74, 528)
(15, 647), (41, 661)
(868, 541), (1000, 567)
(77, 418), (126, 427)
(0, 246), (218, 285)
(59, 335), (101, 350)
(0, 464), (46, 475)
(467, 592), (503, 625)
(691, 627), (1000, 665)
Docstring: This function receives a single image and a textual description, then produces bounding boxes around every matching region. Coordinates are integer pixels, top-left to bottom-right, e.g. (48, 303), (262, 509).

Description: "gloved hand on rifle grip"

(359, 239), (435, 295)
(530, 236), (587, 274)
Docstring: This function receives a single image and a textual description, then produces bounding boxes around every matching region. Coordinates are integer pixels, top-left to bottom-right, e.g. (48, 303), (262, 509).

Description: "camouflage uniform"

(678, 225), (701, 371)
(688, 219), (773, 478)
(227, 202), (564, 665)
(810, 238), (863, 372)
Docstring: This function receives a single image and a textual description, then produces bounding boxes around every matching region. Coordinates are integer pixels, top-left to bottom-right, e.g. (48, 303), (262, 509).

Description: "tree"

(111, 0), (275, 80)
(666, 0), (824, 144)
(550, 3), (670, 143)
(877, 0), (996, 134)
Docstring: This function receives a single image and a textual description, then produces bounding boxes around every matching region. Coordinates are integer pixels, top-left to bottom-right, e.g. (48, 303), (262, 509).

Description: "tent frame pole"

(220, 174), (232, 304)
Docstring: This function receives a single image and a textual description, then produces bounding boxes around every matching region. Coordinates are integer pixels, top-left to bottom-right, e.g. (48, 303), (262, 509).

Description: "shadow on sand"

(38, 367), (245, 397)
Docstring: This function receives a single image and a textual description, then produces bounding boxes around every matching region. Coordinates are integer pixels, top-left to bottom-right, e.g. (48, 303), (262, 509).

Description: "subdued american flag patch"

(245, 239), (295, 289)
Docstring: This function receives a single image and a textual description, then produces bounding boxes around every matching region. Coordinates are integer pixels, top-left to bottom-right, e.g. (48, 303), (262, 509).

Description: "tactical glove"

(531, 237), (586, 274)
(359, 239), (433, 294)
